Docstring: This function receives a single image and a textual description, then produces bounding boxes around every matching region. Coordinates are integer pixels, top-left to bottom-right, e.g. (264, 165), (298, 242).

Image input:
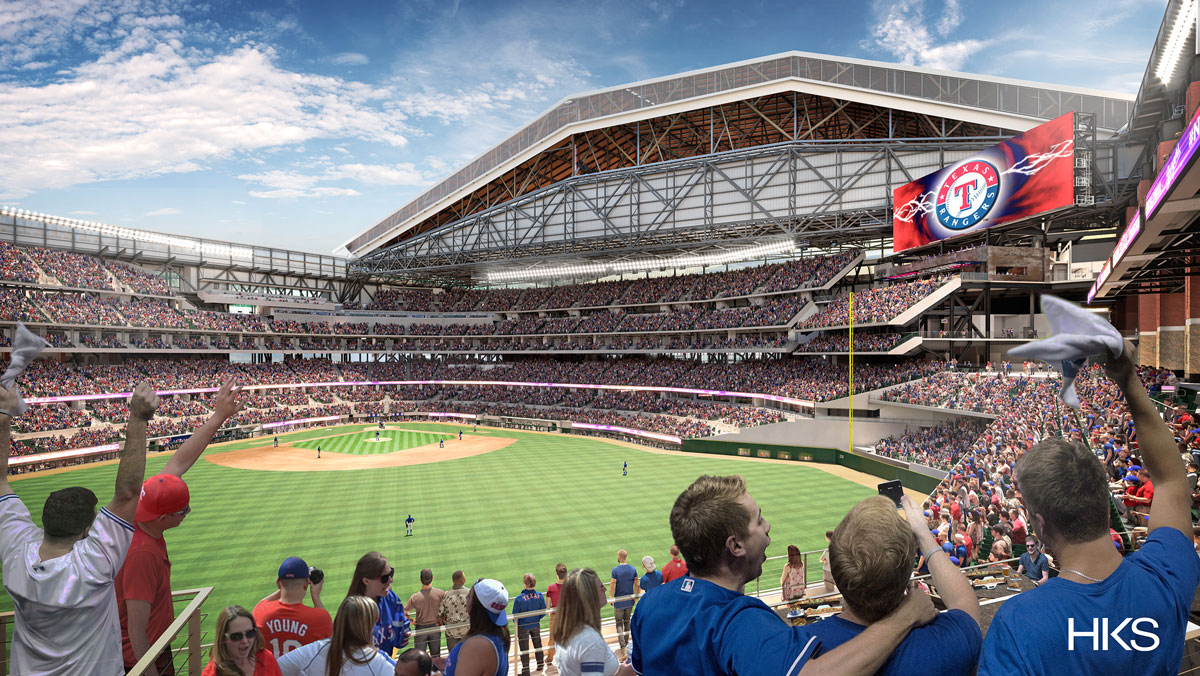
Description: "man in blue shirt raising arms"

(804, 494), (981, 674)
(982, 340), (1200, 674)
(630, 474), (937, 676)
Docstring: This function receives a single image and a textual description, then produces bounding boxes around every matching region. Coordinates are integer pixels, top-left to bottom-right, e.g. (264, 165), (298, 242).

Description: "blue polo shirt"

(630, 576), (818, 676)
(981, 528), (1200, 675)
(804, 610), (980, 674)
(612, 563), (637, 610)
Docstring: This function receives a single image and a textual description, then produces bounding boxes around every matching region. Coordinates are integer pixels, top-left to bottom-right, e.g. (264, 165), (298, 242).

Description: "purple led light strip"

(1147, 104), (1200, 219)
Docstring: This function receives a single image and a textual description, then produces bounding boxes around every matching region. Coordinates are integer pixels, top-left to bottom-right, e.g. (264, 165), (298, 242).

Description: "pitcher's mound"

(364, 437), (392, 443)
(206, 435), (516, 472)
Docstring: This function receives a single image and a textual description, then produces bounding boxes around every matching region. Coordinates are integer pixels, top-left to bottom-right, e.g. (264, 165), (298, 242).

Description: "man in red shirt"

(1125, 467), (1156, 524)
(544, 563), (566, 662)
(661, 545), (689, 583)
(253, 557), (331, 657)
(117, 380), (243, 676)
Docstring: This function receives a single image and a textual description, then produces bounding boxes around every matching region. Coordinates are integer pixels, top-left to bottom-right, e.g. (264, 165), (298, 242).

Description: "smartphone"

(878, 480), (903, 507)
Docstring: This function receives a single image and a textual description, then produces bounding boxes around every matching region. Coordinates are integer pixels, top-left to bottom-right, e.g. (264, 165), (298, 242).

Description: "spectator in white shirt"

(0, 382), (158, 676)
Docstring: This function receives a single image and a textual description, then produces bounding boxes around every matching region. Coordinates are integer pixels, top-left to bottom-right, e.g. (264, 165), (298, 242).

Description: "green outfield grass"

(291, 429), (449, 455)
(0, 423), (873, 622)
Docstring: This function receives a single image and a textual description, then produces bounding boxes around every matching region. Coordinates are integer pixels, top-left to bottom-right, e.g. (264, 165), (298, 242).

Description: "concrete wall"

(715, 417), (913, 448)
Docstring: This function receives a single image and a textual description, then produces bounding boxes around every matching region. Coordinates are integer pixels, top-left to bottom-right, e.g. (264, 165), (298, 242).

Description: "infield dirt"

(205, 434), (515, 472)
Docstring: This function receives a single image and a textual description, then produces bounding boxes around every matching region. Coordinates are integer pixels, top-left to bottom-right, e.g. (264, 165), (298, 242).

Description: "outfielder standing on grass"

(118, 378), (244, 676)
(0, 382), (158, 676)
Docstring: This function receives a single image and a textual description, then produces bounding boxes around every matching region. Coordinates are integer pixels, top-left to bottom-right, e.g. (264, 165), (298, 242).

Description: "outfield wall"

(681, 437), (945, 495)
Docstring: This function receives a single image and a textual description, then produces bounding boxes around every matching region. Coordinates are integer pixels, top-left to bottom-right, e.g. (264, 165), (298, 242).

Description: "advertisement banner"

(893, 113), (1076, 253)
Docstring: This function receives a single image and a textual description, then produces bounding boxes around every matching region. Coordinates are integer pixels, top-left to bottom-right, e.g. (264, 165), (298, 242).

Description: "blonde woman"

(780, 545), (806, 601)
(277, 596), (395, 676)
(202, 606), (282, 676)
(550, 569), (635, 676)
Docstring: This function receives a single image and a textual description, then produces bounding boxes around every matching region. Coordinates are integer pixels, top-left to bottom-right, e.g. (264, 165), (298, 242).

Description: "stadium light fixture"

(0, 207), (254, 260)
(1155, 0), (1198, 83)
(484, 240), (797, 284)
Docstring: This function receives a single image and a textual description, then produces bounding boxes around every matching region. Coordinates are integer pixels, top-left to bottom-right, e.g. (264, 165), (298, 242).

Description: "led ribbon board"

(893, 113), (1076, 253)
(1146, 104), (1200, 220)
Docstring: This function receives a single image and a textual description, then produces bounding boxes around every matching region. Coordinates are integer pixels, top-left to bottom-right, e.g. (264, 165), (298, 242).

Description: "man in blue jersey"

(982, 340), (1200, 674)
(610, 549), (637, 658)
(804, 494), (981, 674)
(630, 474), (937, 676)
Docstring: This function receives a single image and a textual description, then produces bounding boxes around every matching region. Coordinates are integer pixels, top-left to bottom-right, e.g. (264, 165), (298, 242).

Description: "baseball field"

(0, 422), (885, 620)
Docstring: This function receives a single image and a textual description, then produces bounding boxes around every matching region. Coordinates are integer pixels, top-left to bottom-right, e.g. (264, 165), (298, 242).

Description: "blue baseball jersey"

(512, 588), (547, 629)
(611, 563), (637, 610)
(373, 590), (411, 655)
(630, 576), (818, 676)
(981, 528), (1200, 675)
(805, 610), (980, 674)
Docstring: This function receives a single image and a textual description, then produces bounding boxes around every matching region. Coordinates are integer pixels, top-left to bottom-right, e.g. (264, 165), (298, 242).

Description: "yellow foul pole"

(848, 291), (853, 454)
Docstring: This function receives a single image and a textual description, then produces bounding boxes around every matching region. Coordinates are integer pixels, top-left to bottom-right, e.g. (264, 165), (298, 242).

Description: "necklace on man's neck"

(1060, 568), (1103, 583)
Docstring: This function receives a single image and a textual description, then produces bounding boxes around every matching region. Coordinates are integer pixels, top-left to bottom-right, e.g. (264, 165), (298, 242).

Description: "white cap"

(642, 555), (655, 571)
(473, 579), (508, 626)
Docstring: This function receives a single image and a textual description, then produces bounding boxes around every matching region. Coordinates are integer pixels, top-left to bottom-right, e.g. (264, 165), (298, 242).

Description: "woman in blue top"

(347, 552), (410, 657)
(443, 579), (510, 676)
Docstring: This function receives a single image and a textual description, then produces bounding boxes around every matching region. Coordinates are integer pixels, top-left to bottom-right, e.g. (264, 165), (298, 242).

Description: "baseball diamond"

(0, 422), (879, 623)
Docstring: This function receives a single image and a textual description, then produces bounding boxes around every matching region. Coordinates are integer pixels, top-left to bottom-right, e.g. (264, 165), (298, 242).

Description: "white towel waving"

(1007, 295), (1123, 408)
(1, 323), (48, 416)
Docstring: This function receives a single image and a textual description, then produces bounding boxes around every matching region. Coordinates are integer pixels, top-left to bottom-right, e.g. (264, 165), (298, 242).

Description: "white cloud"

(0, 35), (410, 198)
(331, 52), (369, 66)
(144, 207), (180, 216)
(238, 162), (430, 199)
(70, 209), (97, 215)
(865, 0), (988, 71)
(248, 187), (359, 199)
(231, 200), (246, 205)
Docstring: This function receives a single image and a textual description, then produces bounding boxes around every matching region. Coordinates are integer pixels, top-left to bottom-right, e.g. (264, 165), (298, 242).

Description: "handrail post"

(187, 606), (203, 675)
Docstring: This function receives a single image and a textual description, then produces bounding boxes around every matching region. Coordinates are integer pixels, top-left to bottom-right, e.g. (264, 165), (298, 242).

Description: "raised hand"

(0, 383), (22, 418)
(129, 381), (160, 421)
(212, 378), (245, 420)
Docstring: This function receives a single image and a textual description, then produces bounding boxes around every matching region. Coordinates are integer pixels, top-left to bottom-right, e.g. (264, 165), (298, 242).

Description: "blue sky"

(0, 0), (1168, 255)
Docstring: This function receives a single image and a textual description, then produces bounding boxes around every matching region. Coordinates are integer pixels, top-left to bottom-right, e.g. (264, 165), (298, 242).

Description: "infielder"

(406, 514), (415, 537)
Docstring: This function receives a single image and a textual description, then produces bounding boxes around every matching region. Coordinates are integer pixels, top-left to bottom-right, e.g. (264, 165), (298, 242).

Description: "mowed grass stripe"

(0, 423), (870, 624)
(291, 431), (445, 455)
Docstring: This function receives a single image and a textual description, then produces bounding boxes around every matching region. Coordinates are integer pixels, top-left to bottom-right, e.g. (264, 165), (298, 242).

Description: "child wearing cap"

(443, 579), (510, 676)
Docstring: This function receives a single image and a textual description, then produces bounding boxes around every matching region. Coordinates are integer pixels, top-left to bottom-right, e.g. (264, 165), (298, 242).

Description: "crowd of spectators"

(35, 292), (127, 326)
(25, 246), (114, 290)
(0, 242), (42, 283)
(116, 298), (188, 329)
(16, 404), (93, 433)
(106, 261), (174, 295)
(801, 276), (951, 329)
(801, 332), (904, 353)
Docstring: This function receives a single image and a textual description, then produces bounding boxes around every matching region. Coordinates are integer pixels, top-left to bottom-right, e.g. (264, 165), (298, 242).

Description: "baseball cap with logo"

(473, 579), (509, 626)
(278, 557), (309, 580)
(135, 474), (189, 522)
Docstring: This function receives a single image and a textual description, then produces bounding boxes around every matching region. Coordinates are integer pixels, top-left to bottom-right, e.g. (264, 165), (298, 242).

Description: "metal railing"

(0, 587), (212, 676)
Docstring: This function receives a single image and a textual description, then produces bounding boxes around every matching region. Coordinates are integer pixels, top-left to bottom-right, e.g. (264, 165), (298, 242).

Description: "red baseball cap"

(135, 474), (190, 522)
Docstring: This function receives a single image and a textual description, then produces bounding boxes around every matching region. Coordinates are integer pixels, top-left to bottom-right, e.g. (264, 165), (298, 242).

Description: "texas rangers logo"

(935, 160), (1000, 230)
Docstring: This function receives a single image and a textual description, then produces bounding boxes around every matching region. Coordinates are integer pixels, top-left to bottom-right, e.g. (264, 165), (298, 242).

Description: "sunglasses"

(226, 628), (256, 642)
(170, 506), (191, 517)
(379, 568), (395, 584)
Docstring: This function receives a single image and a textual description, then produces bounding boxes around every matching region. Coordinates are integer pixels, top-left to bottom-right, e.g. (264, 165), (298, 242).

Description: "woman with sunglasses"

(277, 596), (395, 675)
(442, 579), (510, 676)
(347, 552), (411, 657)
(202, 606), (282, 676)
(550, 569), (634, 676)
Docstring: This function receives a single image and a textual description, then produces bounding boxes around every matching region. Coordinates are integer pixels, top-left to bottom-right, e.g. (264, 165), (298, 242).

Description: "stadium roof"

(346, 51), (1135, 259)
